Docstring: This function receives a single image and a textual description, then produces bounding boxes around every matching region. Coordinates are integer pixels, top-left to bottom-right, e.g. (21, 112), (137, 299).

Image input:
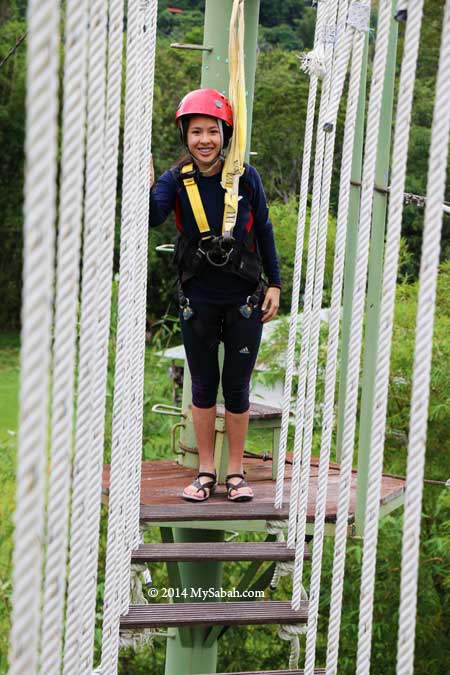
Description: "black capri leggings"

(180, 301), (264, 414)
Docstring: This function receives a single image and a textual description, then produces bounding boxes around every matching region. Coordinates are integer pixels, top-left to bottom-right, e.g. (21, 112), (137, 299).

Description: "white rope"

(100, 0), (142, 671)
(396, 3), (450, 673)
(121, 0), (158, 615)
(278, 623), (308, 670)
(356, 2), (424, 672)
(62, 1), (108, 671)
(78, 1), (125, 670)
(303, 18), (368, 675)
(119, 630), (155, 650)
(291, 0), (352, 611)
(275, 0), (327, 509)
(287, 0), (341, 549)
(266, 520), (295, 589)
(39, 2), (88, 673)
(8, 1), (59, 673)
(325, 2), (393, 672)
(347, 0), (370, 32)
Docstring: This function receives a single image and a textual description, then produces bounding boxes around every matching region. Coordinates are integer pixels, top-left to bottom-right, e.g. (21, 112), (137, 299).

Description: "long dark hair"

(173, 152), (193, 171)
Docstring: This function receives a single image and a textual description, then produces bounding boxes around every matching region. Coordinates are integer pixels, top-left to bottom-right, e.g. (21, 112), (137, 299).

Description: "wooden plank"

(120, 601), (308, 629)
(139, 501), (292, 523)
(209, 670), (326, 675)
(131, 541), (307, 562)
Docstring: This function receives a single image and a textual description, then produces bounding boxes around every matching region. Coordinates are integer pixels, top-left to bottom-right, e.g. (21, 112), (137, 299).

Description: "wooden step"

(140, 501), (290, 523)
(120, 600), (308, 629)
(131, 541), (309, 563)
(206, 670), (326, 675)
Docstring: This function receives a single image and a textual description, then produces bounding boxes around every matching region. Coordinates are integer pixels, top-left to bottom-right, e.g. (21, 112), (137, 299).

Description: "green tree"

(0, 12), (27, 328)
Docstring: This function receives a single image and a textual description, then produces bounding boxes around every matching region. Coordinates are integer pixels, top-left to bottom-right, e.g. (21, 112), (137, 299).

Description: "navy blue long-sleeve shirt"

(149, 162), (281, 304)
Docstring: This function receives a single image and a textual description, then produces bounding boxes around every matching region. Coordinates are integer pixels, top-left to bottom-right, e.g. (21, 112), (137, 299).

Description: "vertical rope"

(396, 2), (450, 673)
(292, 0), (358, 611)
(303, 15), (369, 674)
(8, 0), (59, 672)
(325, 2), (393, 672)
(77, 0), (125, 670)
(275, 0), (327, 509)
(355, 2), (424, 672)
(100, 0), (141, 671)
(39, 1), (89, 673)
(121, 0), (158, 614)
(62, 1), (108, 670)
(287, 0), (341, 548)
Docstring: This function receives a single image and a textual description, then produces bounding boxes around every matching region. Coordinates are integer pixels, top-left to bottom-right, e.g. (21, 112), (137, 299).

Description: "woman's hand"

(149, 153), (155, 189)
(261, 287), (280, 323)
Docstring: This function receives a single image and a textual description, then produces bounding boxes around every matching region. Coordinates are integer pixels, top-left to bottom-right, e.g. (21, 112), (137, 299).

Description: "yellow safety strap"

(181, 163), (212, 235)
(221, 0), (247, 236)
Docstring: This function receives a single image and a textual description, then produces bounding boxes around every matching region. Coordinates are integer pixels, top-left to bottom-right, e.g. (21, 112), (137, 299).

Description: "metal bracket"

(170, 42), (213, 51)
(151, 403), (185, 417)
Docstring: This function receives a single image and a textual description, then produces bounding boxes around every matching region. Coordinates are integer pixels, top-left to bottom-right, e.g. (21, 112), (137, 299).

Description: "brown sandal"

(225, 472), (253, 502)
(182, 471), (217, 502)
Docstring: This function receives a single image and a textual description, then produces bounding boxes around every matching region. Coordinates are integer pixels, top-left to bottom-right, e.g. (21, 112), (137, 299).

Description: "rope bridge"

(8, 0), (450, 673)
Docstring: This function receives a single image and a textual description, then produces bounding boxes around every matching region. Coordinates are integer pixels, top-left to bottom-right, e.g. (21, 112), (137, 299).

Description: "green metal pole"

(354, 10), (399, 536)
(335, 35), (369, 462)
(165, 3), (261, 673)
(164, 528), (225, 675)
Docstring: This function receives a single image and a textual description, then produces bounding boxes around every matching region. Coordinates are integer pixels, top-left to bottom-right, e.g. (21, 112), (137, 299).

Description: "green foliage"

(0, 14), (26, 328)
(252, 50), (310, 201)
(269, 197), (336, 312)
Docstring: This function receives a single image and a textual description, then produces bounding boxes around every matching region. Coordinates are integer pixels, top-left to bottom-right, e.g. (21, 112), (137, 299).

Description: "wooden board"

(131, 541), (308, 562)
(120, 600), (309, 629)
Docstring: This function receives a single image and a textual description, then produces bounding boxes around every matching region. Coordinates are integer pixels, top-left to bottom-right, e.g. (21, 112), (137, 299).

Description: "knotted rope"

(8, 0), (59, 672)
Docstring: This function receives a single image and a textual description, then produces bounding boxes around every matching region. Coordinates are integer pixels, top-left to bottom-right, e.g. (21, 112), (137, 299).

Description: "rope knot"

(347, 1), (370, 33)
(278, 623), (307, 669)
(298, 45), (328, 79)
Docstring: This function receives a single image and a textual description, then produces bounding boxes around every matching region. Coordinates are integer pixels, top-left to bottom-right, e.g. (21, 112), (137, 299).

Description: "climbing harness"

(174, 161), (263, 288)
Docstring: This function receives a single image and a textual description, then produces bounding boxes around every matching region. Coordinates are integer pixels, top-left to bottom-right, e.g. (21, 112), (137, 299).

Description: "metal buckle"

(239, 295), (255, 319)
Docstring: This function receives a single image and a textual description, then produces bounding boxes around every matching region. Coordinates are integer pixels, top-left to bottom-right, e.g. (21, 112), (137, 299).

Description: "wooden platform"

(102, 455), (405, 527)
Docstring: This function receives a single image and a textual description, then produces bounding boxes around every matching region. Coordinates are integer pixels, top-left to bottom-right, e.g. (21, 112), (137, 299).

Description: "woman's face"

(186, 115), (222, 170)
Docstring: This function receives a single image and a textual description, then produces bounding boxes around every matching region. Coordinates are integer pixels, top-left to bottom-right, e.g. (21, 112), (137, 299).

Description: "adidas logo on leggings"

(239, 346), (250, 354)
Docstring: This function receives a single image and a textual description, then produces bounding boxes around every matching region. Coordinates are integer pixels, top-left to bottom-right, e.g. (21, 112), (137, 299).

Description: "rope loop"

(119, 630), (156, 650)
(278, 623), (307, 669)
(266, 519), (287, 541)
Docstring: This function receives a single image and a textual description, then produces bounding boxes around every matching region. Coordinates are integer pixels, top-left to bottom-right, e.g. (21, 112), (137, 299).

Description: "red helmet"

(175, 88), (233, 128)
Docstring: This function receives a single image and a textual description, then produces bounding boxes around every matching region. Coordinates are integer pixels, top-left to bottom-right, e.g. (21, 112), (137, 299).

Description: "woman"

(149, 88), (281, 502)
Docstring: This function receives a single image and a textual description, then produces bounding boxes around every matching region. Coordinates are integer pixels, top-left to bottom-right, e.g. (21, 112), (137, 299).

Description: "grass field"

(0, 333), (20, 673)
